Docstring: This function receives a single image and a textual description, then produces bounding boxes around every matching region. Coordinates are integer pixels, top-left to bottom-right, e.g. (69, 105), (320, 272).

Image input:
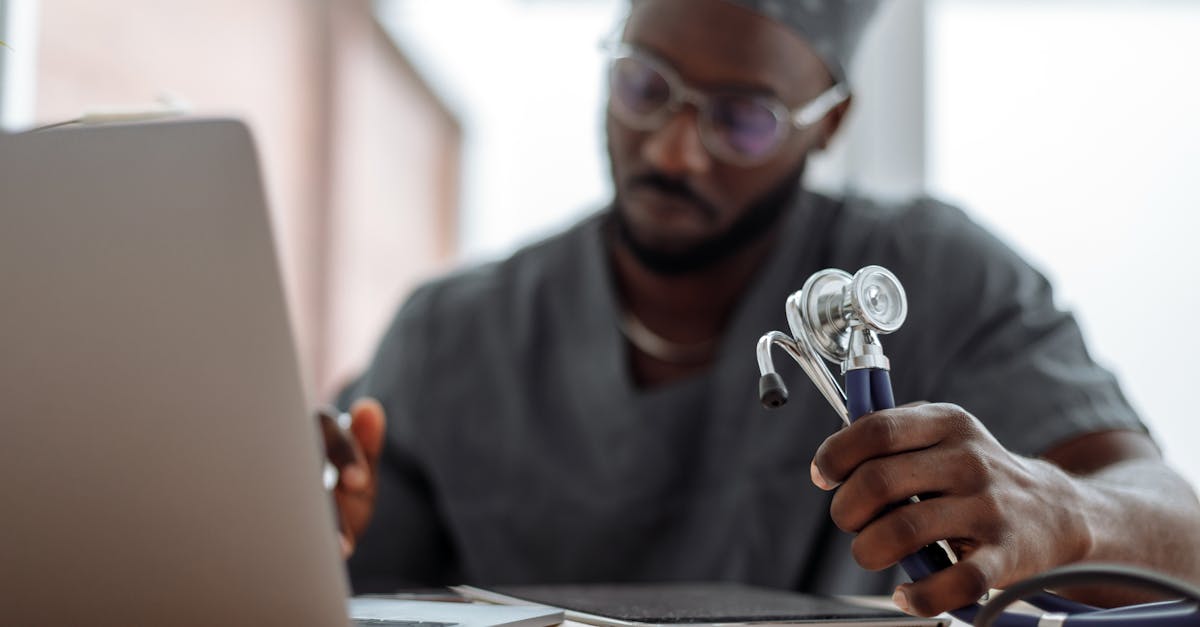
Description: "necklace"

(619, 309), (718, 365)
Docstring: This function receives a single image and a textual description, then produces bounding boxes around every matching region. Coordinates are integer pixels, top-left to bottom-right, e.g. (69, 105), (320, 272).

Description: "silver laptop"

(0, 119), (562, 627)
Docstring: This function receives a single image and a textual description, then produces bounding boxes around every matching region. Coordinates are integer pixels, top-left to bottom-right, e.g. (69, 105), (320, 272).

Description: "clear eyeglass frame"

(605, 42), (850, 167)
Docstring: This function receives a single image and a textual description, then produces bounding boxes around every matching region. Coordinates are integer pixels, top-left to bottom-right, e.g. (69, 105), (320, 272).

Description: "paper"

(348, 598), (564, 627)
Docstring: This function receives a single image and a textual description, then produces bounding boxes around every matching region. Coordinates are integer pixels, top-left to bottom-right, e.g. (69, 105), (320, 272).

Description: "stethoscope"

(754, 265), (1200, 626)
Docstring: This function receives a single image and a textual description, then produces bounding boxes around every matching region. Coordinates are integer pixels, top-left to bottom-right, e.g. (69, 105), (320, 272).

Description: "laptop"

(0, 118), (561, 627)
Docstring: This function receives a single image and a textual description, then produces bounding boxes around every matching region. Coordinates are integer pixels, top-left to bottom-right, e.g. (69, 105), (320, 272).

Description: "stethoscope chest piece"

(796, 268), (855, 365)
(795, 265), (908, 367)
(755, 265), (908, 424)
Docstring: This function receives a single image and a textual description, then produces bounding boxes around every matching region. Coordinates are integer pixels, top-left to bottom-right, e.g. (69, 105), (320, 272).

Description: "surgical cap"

(721, 0), (881, 85)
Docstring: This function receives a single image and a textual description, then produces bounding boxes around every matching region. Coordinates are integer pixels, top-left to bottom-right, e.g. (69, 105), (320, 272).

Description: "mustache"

(628, 172), (721, 222)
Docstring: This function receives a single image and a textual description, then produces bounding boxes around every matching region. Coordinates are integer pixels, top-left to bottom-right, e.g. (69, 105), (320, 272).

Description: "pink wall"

(322, 3), (460, 398)
(36, 0), (459, 401)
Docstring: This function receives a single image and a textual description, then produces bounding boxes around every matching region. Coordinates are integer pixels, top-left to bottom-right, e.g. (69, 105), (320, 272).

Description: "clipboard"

(454, 583), (949, 627)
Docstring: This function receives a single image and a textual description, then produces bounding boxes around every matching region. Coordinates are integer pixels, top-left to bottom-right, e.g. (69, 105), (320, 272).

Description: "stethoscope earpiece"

(757, 371), (789, 408)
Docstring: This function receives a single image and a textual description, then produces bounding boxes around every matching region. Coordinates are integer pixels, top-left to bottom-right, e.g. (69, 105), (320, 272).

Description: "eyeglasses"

(607, 44), (849, 167)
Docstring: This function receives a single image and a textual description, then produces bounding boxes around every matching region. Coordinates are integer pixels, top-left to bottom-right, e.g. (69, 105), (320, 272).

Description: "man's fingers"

(339, 398), (386, 492)
(318, 398), (386, 560)
(830, 446), (989, 533)
(812, 403), (979, 487)
(849, 496), (978, 570)
(893, 547), (1007, 617)
(349, 397), (386, 467)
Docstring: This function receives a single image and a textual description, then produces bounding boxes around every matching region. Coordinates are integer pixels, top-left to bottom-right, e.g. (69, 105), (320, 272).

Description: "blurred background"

(3, 0), (1198, 486)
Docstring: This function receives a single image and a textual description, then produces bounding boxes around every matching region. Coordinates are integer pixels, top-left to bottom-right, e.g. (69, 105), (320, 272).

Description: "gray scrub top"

(339, 190), (1144, 594)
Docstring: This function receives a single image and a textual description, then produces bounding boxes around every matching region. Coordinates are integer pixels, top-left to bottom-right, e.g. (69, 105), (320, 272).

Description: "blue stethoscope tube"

(843, 367), (1200, 626)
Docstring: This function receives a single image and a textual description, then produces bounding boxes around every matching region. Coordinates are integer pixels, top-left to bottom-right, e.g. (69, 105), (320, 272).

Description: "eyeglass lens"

(610, 54), (786, 164)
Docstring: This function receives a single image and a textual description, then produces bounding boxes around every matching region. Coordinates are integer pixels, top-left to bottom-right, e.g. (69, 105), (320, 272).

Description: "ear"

(815, 93), (854, 151)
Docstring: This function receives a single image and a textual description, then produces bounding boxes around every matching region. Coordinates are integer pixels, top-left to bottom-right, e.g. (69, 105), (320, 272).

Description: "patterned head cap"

(721, 0), (881, 86)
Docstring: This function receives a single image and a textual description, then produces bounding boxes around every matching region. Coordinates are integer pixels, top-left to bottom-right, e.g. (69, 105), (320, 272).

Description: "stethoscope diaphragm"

(850, 265), (907, 334)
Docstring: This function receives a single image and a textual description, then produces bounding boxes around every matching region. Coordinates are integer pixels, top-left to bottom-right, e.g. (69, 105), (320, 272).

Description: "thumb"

(349, 397), (386, 464)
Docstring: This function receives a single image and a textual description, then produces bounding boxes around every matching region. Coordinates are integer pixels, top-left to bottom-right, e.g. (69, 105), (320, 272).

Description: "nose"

(640, 107), (713, 177)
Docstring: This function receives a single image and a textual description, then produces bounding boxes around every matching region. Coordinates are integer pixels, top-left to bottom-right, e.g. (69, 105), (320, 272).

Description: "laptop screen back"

(0, 119), (350, 626)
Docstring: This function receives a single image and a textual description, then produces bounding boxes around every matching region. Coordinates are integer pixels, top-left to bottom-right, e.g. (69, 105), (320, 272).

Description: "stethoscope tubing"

(841, 367), (1200, 626)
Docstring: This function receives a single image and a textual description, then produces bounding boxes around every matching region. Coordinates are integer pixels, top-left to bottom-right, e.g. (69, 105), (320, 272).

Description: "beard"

(612, 162), (805, 276)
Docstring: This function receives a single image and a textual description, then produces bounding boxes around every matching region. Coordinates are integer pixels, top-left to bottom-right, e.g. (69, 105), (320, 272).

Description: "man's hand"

(810, 402), (1091, 617)
(318, 398), (386, 559)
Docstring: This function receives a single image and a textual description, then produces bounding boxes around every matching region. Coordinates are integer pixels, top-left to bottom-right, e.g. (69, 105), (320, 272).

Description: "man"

(326, 0), (1200, 618)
